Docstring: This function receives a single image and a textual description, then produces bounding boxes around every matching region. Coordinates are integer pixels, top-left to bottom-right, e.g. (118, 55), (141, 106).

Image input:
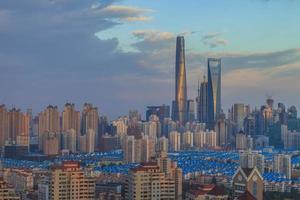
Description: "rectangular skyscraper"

(196, 77), (208, 124)
(207, 58), (221, 129)
(172, 36), (187, 125)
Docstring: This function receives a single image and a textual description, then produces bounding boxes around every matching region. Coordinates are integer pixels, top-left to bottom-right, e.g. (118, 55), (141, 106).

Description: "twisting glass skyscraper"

(207, 58), (221, 129)
(173, 36), (187, 125)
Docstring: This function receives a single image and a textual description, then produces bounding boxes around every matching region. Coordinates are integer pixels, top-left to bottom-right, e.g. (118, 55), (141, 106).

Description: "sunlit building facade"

(173, 36), (187, 125)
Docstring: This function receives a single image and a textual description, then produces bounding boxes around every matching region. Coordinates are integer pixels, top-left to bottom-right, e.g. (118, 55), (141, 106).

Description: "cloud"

(202, 32), (221, 40)
(221, 62), (300, 109)
(0, 0), (299, 118)
(201, 32), (228, 48)
(132, 30), (174, 41)
(0, 0), (158, 116)
(98, 5), (153, 22)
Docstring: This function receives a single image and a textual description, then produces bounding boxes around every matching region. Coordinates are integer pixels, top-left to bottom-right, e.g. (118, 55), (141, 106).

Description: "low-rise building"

(185, 184), (228, 200)
(232, 167), (263, 200)
(0, 178), (20, 200)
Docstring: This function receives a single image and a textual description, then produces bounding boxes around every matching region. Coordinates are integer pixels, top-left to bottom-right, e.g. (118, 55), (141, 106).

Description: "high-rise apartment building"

(50, 161), (95, 200)
(0, 105), (8, 146)
(232, 104), (247, 133)
(61, 129), (77, 153)
(38, 105), (60, 151)
(273, 154), (291, 179)
(182, 131), (193, 149)
(193, 130), (217, 149)
(169, 131), (181, 151)
(123, 135), (155, 163)
(239, 150), (265, 174)
(244, 114), (256, 136)
(281, 127), (300, 150)
(215, 112), (227, 147)
(236, 131), (253, 150)
(187, 99), (195, 122)
(6, 108), (30, 145)
(125, 152), (182, 200)
(81, 103), (99, 148)
(207, 58), (221, 129)
(41, 132), (61, 155)
(146, 105), (170, 122)
(158, 136), (169, 152)
(62, 103), (80, 136)
(173, 36), (187, 125)
(38, 105), (60, 134)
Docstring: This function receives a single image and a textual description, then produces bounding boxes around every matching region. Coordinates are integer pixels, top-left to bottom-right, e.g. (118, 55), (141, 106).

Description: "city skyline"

(1, 1), (300, 199)
(1, 0), (300, 118)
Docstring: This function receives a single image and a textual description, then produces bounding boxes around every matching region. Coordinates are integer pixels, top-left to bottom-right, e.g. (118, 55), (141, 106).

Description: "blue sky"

(0, 0), (300, 119)
(99, 0), (300, 52)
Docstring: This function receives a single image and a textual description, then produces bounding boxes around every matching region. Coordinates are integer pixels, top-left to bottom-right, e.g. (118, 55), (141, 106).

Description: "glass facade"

(173, 36), (187, 125)
(207, 58), (221, 129)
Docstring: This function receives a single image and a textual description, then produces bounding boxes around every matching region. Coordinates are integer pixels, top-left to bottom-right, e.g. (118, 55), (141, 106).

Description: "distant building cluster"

(1, 35), (300, 199)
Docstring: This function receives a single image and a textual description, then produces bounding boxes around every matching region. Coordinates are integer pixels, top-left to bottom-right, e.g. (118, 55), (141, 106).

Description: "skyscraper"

(62, 103), (80, 136)
(81, 103), (99, 148)
(173, 36), (187, 125)
(0, 105), (9, 147)
(187, 99), (195, 122)
(273, 154), (291, 179)
(232, 103), (246, 133)
(146, 105), (170, 122)
(239, 150), (265, 174)
(196, 77), (208, 123)
(38, 105), (60, 150)
(215, 112), (227, 147)
(207, 58), (221, 129)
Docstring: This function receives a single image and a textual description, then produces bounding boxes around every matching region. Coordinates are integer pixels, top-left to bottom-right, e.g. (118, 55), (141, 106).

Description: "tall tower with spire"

(172, 36), (187, 125)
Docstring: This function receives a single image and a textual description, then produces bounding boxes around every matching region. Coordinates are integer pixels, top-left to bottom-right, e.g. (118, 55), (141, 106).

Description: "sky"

(0, 0), (300, 119)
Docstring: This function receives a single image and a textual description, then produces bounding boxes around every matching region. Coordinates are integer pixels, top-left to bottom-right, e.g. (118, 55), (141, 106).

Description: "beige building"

(50, 161), (95, 200)
(123, 135), (155, 163)
(6, 108), (30, 145)
(232, 167), (263, 200)
(182, 131), (193, 149)
(281, 125), (300, 150)
(125, 152), (182, 200)
(81, 103), (99, 148)
(62, 103), (81, 137)
(0, 178), (20, 200)
(236, 132), (253, 150)
(4, 169), (33, 194)
(61, 129), (77, 153)
(169, 131), (181, 151)
(42, 131), (61, 155)
(194, 130), (217, 149)
(273, 154), (291, 179)
(158, 136), (168, 152)
(38, 105), (60, 151)
(0, 105), (9, 147)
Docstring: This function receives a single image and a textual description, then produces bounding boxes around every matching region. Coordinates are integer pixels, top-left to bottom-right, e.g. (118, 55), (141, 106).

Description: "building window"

(253, 181), (257, 198)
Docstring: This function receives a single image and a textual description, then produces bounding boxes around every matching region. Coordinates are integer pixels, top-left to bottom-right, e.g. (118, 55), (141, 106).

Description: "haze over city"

(1, 0), (300, 118)
(2, 1), (300, 200)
